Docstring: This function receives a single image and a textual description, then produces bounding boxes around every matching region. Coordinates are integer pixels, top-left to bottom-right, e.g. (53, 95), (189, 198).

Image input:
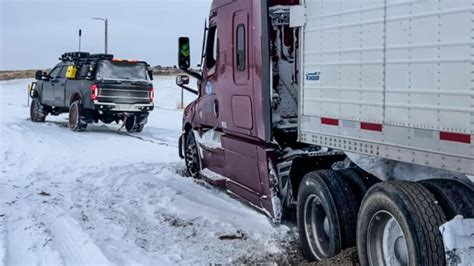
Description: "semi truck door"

(196, 22), (219, 130)
(195, 20), (228, 175)
(216, 0), (276, 214)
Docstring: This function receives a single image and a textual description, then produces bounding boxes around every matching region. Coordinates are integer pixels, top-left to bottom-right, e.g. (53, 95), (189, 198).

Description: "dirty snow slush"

(0, 77), (304, 265)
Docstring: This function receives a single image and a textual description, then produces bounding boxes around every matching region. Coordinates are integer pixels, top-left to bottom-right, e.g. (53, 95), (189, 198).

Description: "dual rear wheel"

(298, 170), (474, 265)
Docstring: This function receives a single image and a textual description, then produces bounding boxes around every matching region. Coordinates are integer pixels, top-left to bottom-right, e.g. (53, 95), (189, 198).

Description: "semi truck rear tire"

(419, 178), (474, 219)
(30, 98), (47, 122)
(69, 101), (87, 132)
(297, 170), (358, 261)
(357, 181), (446, 266)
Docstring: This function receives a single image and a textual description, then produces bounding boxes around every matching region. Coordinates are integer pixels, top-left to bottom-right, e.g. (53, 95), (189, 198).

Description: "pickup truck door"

(54, 67), (68, 107)
(41, 66), (62, 106)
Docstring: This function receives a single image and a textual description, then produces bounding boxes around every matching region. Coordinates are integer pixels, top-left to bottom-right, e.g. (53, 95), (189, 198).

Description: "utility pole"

(92, 17), (108, 54)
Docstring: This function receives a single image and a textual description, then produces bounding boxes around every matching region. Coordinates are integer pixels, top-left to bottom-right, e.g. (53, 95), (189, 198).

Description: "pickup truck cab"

(30, 52), (154, 133)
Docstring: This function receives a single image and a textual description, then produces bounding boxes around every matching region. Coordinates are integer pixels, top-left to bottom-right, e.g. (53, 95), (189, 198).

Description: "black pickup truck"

(30, 52), (154, 133)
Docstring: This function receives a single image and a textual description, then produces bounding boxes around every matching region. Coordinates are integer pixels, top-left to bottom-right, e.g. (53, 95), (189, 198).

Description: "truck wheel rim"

(303, 194), (331, 259)
(367, 211), (408, 266)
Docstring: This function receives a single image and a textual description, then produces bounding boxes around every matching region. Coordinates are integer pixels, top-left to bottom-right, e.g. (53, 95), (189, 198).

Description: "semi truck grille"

(98, 88), (151, 104)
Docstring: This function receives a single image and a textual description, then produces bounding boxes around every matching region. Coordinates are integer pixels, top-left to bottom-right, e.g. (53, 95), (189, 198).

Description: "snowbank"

(440, 216), (474, 265)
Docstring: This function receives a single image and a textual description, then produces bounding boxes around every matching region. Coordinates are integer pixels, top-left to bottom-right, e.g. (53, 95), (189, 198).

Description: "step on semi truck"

(176, 0), (474, 264)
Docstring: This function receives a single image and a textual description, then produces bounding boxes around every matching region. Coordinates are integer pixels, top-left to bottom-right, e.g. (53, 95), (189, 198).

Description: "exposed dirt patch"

(218, 230), (247, 241)
(307, 248), (360, 266)
(0, 70), (37, 81)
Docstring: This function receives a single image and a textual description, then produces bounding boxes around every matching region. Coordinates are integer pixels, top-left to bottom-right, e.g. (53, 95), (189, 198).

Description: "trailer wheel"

(420, 179), (474, 219)
(125, 116), (145, 133)
(184, 131), (200, 178)
(297, 170), (358, 261)
(357, 181), (446, 266)
(30, 98), (47, 122)
(69, 101), (87, 132)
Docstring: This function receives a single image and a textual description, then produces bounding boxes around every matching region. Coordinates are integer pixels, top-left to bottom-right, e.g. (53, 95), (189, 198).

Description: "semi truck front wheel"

(184, 131), (200, 178)
(357, 181), (446, 266)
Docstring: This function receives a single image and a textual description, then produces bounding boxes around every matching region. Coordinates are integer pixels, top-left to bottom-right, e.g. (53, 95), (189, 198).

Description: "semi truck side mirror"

(35, 70), (43, 80)
(176, 75), (190, 86)
(178, 37), (191, 70)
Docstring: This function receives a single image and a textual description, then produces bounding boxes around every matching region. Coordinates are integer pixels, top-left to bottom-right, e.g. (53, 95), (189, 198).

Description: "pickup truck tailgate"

(98, 82), (152, 104)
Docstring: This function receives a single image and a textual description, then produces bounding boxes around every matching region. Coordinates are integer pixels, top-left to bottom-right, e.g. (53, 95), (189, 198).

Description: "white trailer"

(295, 0), (474, 265)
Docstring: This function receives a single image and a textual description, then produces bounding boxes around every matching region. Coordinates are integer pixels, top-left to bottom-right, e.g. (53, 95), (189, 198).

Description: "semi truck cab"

(177, 0), (474, 264)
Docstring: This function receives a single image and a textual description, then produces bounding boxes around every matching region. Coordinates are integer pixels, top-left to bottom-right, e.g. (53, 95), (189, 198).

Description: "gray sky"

(0, 0), (212, 70)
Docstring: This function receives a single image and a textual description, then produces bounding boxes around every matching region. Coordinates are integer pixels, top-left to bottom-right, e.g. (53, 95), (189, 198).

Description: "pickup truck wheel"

(357, 181), (446, 266)
(297, 170), (358, 261)
(30, 98), (47, 122)
(125, 116), (145, 133)
(419, 179), (474, 219)
(69, 101), (87, 132)
(184, 131), (200, 178)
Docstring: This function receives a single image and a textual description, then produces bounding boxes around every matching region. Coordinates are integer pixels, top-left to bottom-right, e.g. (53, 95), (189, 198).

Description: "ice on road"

(0, 77), (294, 265)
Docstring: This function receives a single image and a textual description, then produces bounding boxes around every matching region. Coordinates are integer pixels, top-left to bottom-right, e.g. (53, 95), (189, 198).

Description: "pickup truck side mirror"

(42, 71), (51, 81)
(178, 37), (191, 70)
(35, 70), (43, 80)
(176, 75), (190, 86)
(148, 69), (154, 81)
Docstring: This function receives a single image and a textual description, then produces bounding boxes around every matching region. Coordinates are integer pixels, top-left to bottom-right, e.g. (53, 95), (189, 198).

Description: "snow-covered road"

(0, 77), (296, 265)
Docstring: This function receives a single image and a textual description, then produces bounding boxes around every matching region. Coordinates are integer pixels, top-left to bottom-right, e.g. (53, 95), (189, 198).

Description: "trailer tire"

(297, 170), (358, 261)
(419, 179), (474, 219)
(30, 98), (47, 122)
(184, 131), (200, 178)
(69, 101), (87, 132)
(357, 181), (446, 266)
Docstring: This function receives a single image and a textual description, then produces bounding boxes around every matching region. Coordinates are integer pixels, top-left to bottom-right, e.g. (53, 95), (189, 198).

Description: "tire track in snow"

(38, 206), (112, 266)
(5, 212), (63, 265)
(0, 214), (5, 266)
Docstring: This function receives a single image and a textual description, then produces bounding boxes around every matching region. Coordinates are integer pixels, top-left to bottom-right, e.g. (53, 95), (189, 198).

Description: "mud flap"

(178, 134), (184, 159)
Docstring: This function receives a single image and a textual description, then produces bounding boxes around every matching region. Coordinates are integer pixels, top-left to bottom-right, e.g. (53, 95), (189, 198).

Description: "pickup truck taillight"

(90, 84), (98, 100)
(150, 87), (155, 103)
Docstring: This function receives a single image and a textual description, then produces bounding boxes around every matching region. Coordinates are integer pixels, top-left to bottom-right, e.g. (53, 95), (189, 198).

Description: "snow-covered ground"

(0, 77), (296, 265)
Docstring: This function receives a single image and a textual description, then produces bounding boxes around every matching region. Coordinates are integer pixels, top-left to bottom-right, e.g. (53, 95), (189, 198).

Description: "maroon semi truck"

(176, 0), (474, 264)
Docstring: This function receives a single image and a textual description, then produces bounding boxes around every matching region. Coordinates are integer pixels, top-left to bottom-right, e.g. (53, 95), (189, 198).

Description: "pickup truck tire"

(125, 116), (144, 133)
(69, 101), (88, 132)
(184, 131), (200, 178)
(297, 170), (358, 261)
(419, 178), (474, 219)
(30, 98), (47, 122)
(357, 181), (446, 266)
